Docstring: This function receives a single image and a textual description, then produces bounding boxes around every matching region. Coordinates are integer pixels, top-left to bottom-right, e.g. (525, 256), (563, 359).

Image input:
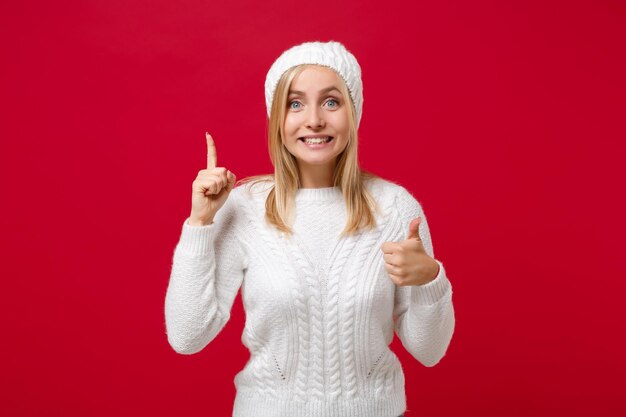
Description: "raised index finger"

(206, 132), (217, 169)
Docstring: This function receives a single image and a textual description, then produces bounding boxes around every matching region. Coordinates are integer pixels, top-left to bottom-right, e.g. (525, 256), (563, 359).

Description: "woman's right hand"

(188, 132), (237, 226)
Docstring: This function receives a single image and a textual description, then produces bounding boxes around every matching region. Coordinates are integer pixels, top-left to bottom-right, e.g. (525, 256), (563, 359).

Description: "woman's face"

(282, 65), (350, 172)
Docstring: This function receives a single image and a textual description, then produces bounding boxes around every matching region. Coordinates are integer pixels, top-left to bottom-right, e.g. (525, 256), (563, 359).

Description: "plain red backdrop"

(2, 0), (625, 416)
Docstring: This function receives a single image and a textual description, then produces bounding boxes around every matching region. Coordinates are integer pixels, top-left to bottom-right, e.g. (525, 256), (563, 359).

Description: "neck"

(297, 161), (336, 189)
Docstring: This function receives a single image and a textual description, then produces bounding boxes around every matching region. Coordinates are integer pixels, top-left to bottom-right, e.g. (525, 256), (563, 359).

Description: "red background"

(2, 0), (625, 416)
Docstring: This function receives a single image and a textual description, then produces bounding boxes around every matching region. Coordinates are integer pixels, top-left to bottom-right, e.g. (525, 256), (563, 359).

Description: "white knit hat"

(264, 41), (364, 127)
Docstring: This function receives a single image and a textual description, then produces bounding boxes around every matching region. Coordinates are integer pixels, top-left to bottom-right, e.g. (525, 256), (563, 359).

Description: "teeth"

(302, 137), (331, 144)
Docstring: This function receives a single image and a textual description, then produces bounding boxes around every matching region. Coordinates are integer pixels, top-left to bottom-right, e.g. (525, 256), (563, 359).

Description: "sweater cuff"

(176, 217), (217, 255)
(410, 260), (451, 306)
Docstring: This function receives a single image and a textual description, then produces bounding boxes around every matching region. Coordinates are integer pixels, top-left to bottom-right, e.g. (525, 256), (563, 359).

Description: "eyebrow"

(288, 86), (342, 96)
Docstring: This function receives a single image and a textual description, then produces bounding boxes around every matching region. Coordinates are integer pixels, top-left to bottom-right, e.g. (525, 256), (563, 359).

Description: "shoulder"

(226, 175), (275, 218)
(208, 178), (273, 238)
(363, 175), (421, 210)
(364, 176), (427, 225)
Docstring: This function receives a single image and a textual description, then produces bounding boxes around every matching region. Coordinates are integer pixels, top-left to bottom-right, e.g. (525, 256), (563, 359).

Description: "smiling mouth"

(298, 136), (334, 144)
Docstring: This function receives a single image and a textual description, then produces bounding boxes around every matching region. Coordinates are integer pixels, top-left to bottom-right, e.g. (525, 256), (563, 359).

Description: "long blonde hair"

(240, 64), (379, 237)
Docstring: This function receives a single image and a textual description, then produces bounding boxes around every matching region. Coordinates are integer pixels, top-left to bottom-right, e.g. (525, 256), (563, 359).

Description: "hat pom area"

(264, 41), (363, 127)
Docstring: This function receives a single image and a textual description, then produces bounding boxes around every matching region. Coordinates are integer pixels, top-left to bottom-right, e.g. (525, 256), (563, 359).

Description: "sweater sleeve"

(164, 189), (247, 355)
(392, 186), (455, 367)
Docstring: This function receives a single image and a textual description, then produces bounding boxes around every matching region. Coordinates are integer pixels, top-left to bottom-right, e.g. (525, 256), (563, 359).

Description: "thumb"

(225, 170), (237, 191)
(407, 216), (422, 241)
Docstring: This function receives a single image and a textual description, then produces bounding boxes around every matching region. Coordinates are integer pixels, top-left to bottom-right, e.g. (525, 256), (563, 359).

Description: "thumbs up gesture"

(380, 217), (440, 286)
(188, 132), (237, 226)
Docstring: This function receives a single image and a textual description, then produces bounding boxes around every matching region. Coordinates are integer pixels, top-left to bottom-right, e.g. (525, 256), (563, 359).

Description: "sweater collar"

(295, 186), (342, 202)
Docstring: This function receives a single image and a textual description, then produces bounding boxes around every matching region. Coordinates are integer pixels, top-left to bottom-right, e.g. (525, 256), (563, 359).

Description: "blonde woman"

(165, 41), (455, 417)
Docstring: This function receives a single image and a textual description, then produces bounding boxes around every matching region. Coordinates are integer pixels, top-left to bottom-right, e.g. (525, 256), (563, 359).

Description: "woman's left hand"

(380, 217), (440, 286)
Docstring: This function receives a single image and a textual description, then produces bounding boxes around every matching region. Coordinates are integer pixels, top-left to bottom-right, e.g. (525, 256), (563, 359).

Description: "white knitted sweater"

(164, 177), (455, 417)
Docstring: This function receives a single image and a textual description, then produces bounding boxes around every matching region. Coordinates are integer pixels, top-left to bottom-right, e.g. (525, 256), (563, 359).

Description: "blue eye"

(288, 101), (302, 109)
(325, 98), (339, 108)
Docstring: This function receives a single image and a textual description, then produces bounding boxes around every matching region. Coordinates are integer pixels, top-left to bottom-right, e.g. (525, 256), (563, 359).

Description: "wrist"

(188, 216), (214, 226)
(415, 258), (441, 286)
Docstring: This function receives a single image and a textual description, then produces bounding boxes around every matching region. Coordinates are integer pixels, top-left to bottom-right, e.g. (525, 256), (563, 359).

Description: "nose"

(305, 106), (325, 129)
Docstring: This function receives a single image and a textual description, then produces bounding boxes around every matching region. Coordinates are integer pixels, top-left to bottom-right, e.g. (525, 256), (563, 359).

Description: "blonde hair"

(240, 64), (379, 237)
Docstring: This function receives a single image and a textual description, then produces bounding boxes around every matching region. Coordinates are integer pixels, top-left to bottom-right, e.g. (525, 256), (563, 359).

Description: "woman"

(165, 41), (455, 417)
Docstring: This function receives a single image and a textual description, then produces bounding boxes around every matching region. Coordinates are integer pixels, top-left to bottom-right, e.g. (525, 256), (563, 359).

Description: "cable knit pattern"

(324, 230), (360, 401)
(243, 325), (277, 398)
(237, 189), (302, 400)
(283, 233), (325, 400)
(164, 177), (455, 417)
